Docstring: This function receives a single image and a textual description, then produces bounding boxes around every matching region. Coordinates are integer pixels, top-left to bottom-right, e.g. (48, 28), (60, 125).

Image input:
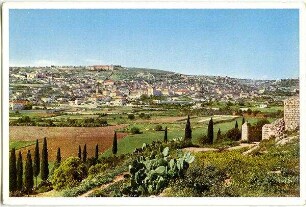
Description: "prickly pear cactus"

(122, 147), (195, 196)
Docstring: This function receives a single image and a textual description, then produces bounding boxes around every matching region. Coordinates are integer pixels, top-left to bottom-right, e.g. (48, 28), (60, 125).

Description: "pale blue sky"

(9, 9), (299, 79)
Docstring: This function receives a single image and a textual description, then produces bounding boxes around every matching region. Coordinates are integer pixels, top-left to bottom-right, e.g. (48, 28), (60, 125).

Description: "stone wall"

(262, 118), (285, 140)
(284, 96), (299, 131)
(261, 96), (299, 141)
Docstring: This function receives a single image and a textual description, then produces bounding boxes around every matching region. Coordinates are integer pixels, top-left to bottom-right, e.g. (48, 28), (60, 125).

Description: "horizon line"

(9, 64), (299, 81)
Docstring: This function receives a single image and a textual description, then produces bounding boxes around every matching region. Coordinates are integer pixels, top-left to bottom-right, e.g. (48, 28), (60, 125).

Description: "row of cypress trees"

(11, 131), (119, 195)
(78, 143), (100, 162)
(184, 115), (246, 144)
(9, 137), (51, 195)
(77, 131), (118, 163)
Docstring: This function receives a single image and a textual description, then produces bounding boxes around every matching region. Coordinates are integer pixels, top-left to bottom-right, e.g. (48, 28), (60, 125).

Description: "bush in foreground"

(51, 157), (88, 190)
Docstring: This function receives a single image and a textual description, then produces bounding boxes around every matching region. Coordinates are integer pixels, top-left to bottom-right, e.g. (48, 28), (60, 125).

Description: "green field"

(249, 106), (283, 113)
(10, 140), (36, 150)
(102, 116), (277, 156)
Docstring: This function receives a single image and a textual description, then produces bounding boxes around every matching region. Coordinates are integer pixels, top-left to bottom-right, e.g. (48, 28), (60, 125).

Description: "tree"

(9, 148), (17, 192)
(112, 131), (118, 155)
(127, 114), (135, 120)
(235, 120), (238, 129)
(17, 151), (23, 191)
(184, 115), (192, 141)
(164, 127), (168, 143)
(207, 118), (214, 144)
(33, 139), (40, 187)
(83, 144), (87, 162)
(78, 145), (82, 160)
(130, 127), (141, 134)
(242, 117), (245, 125)
(95, 144), (99, 161)
(41, 137), (49, 181)
(56, 147), (61, 164)
(155, 124), (163, 131)
(217, 128), (222, 140)
(24, 150), (34, 195)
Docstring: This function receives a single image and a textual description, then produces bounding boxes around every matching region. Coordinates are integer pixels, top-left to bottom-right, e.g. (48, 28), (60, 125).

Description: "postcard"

(1, 1), (306, 206)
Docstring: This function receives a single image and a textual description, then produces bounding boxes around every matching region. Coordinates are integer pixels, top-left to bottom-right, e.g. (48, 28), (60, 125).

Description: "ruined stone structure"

(284, 96), (300, 131)
(241, 122), (249, 142)
(261, 96), (299, 140)
(262, 118), (285, 140)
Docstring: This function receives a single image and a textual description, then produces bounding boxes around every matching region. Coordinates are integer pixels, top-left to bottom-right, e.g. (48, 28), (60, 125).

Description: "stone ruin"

(284, 96), (300, 131)
(262, 118), (285, 140)
(241, 121), (250, 142)
(241, 96), (299, 141)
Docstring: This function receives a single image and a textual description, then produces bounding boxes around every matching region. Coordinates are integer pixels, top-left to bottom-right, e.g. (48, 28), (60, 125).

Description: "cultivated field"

(10, 125), (127, 161)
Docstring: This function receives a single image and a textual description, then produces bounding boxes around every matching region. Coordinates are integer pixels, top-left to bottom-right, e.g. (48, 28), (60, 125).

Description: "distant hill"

(126, 67), (176, 75)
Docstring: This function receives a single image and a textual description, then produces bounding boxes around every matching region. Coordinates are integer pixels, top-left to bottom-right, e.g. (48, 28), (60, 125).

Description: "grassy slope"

(164, 137), (299, 197)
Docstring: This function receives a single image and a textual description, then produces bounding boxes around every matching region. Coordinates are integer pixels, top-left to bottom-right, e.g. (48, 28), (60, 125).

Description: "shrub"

(51, 157), (88, 190)
(139, 113), (151, 119)
(62, 158), (131, 197)
(36, 180), (53, 193)
(127, 114), (135, 120)
(88, 163), (108, 177)
(249, 119), (270, 142)
(225, 128), (241, 141)
(199, 134), (210, 145)
(166, 164), (232, 197)
(184, 165), (227, 195)
(155, 125), (163, 131)
(130, 127), (141, 134)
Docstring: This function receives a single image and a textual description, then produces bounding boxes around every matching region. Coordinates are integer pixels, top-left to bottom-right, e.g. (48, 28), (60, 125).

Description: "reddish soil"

(134, 116), (186, 124)
(10, 125), (127, 161)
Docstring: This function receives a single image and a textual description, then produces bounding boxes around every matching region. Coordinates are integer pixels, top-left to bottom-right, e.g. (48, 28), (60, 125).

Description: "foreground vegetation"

(9, 129), (299, 197)
(164, 138), (299, 197)
(9, 102), (298, 198)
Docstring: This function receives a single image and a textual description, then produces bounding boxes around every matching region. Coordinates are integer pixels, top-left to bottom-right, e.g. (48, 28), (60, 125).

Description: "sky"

(9, 9), (299, 79)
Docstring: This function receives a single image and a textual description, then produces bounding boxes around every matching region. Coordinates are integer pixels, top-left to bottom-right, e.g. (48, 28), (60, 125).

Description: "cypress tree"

(235, 120), (239, 129)
(184, 115), (192, 141)
(9, 148), (17, 192)
(207, 118), (214, 144)
(242, 117), (245, 125)
(40, 137), (49, 181)
(17, 151), (23, 191)
(83, 144), (87, 162)
(24, 150), (34, 195)
(217, 128), (222, 140)
(78, 145), (82, 160)
(33, 139), (40, 187)
(112, 131), (118, 155)
(56, 147), (61, 164)
(164, 127), (168, 143)
(95, 144), (99, 161)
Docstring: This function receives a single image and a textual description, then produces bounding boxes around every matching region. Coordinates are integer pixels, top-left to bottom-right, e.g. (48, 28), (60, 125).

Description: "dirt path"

(79, 174), (126, 197)
(30, 189), (61, 197)
(183, 142), (259, 153)
(182, 147), (218, 153)
(226, 143), (258, 151)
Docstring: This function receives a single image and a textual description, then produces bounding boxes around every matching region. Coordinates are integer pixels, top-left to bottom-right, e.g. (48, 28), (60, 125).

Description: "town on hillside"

(9, 65), (299, 111)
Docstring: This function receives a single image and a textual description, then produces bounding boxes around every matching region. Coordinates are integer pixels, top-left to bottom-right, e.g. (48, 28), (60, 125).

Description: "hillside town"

(9, 65), (299, 111)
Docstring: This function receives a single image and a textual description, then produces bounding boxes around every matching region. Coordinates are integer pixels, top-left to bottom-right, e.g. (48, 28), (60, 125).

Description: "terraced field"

(10, 125), (127, 161)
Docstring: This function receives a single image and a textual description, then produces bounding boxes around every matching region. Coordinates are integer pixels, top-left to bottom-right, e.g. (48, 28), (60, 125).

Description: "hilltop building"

(88, 65), (123, 71)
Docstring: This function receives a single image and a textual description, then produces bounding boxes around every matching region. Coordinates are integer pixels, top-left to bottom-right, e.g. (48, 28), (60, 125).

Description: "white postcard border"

(2, 1), (306, 206)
